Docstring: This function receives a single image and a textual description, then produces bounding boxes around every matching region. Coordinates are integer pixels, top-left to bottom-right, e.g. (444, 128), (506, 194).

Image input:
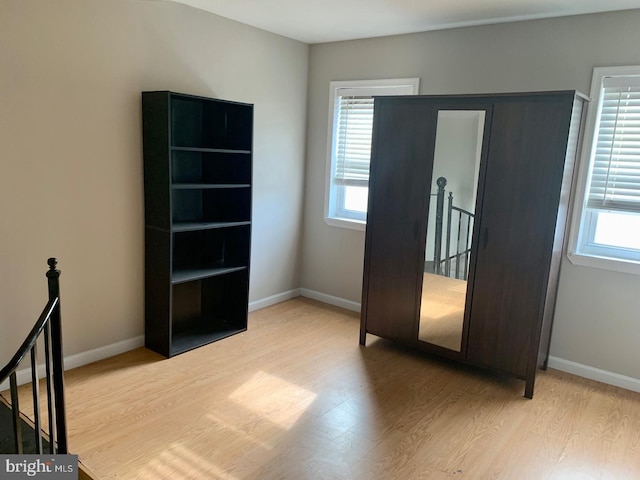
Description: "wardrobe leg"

(524, 378), (534, 399)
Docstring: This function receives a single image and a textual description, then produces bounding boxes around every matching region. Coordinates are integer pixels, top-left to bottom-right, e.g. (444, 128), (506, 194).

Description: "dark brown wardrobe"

(360, 91), (586, 398)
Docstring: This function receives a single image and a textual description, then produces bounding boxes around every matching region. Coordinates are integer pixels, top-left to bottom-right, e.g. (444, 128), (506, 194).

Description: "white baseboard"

(299, 288), (361, 312)
(548, 356), (640, 393)
(249, 288), (301, 312)
(1, 290), (305, 390)
(0, 335), (145, 390)
(6, 295), (637, 397)
(248, 288), (360, 313)
(64, 335), (145, 371)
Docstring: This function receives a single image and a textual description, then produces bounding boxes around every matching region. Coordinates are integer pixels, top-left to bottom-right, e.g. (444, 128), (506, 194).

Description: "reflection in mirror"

(418, 110), (485, 351)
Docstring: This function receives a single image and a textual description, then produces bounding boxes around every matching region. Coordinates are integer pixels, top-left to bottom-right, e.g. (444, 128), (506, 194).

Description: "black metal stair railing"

(432, 177), (475, 281)
(444, 196), (474, 281)
(0, 258), (67, 454)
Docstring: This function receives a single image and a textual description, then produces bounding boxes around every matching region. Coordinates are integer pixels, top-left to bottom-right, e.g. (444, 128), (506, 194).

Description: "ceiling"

(169, 0), (640, 44)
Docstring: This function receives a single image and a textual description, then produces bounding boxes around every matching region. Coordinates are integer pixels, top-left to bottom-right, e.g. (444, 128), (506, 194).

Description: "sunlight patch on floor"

(228, 371), (317, 430)
(204, 411), (275, 451)
(136, 443), (239, 480)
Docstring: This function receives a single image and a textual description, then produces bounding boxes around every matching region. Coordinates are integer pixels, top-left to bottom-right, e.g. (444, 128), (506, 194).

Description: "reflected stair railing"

(432, 177), (474, 281)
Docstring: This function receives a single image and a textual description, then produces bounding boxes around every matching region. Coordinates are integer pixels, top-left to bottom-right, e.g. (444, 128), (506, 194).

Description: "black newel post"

(46, 258), (68, 454)
(434, 176), (447, 273)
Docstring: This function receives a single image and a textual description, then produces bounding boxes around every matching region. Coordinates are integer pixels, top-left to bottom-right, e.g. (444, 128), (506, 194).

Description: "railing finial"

(47, 257), (58, 272)
(46, 258), (60, 285)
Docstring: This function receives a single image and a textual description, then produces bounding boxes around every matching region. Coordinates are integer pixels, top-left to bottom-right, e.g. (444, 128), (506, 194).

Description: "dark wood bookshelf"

(172, 184), (251, 190)
(142, 91), (253, 358)
(172, 266), (247, 285)
(171, 146), (251, 155)
(171, 327), (247, 356)
(172, 220), (251, 232)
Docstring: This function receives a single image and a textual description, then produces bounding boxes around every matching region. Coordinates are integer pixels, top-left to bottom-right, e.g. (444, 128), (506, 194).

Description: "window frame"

(324, 78), (420, 231)
(568, 65), (640, 275)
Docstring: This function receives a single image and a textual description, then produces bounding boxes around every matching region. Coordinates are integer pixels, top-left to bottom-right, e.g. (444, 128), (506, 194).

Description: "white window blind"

(587, 76), (640, 213)
(325, 79), (419, 229)
(334, 95), (374, 187)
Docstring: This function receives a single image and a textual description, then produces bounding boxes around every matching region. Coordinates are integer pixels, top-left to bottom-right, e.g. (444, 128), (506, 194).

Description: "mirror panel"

(418, 110), (485, 351)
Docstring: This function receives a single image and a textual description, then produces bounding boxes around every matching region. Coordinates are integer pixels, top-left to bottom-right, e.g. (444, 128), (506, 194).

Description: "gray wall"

(0, 0), (308, 363)
(301, 10), (640, 380)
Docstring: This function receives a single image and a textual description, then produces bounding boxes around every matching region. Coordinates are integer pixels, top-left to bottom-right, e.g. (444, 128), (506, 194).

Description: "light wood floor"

(8, 297), (640, 479)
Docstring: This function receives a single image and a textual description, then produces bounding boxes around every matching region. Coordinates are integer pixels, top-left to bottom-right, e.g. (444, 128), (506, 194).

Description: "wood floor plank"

(4, 297), (640, 479)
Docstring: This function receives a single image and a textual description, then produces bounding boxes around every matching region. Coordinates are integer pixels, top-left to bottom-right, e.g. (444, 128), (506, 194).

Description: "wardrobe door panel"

(361, 99), (436, 343)
(466, 97), (574, 377)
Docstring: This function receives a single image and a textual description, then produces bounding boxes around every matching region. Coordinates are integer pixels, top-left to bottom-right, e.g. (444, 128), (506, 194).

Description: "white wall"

(0, 0), (308, 364)
(301, 10), (640, 381)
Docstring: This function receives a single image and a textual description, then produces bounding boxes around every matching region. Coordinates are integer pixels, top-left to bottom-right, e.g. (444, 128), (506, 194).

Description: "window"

(325, 78), (420, 230)
(568, 66), (640, 274)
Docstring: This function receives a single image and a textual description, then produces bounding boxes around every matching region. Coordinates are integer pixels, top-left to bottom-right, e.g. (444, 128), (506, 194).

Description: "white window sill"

(325, 216), (366, 232)
(567, 251), (640, 276)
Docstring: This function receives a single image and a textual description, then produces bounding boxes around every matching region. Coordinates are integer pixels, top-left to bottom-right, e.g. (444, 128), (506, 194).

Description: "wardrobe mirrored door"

(418, 110), (486, 352)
